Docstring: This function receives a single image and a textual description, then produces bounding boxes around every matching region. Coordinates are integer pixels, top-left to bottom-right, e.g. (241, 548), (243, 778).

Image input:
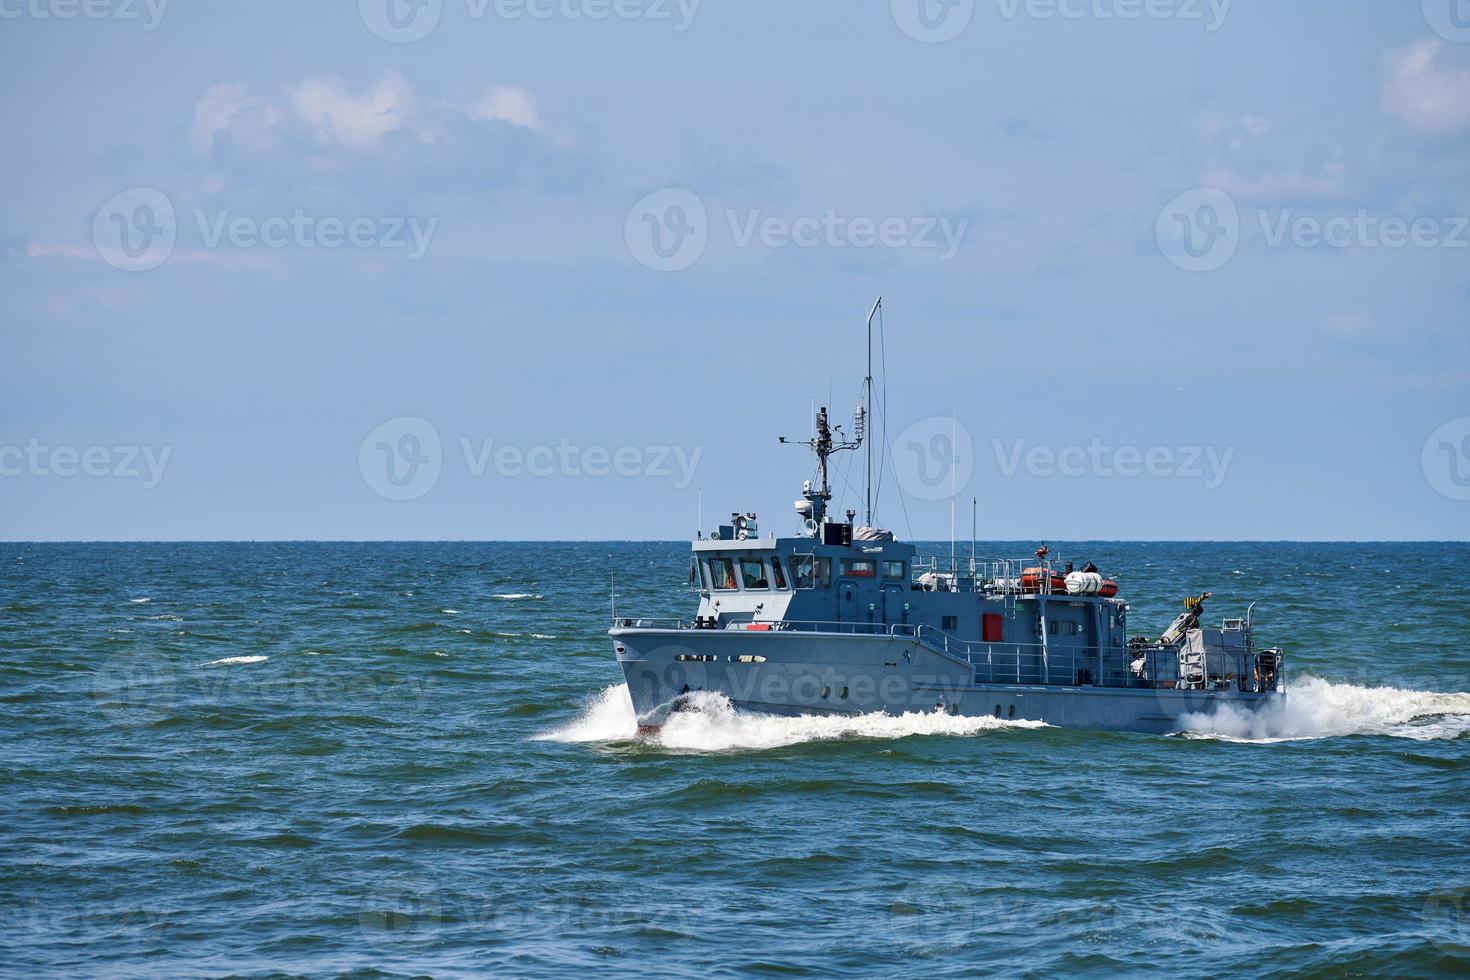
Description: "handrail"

(908, 556), (1084, 596)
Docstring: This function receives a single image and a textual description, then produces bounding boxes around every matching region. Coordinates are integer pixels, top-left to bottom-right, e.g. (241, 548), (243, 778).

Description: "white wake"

(537, 684), (1046, 752)
(1180, 676), (1470, 742)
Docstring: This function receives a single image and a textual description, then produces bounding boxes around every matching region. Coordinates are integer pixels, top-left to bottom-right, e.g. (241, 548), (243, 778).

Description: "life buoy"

(1099, 580), (1119, 598)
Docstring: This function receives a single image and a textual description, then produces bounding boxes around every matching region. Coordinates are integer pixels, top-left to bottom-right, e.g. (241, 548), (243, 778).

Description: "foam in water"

(1181, 676), (1470, 742)
(200, 655), (269, 667)
(493, 593), (544, 600)
(537, 684), (1046, 752)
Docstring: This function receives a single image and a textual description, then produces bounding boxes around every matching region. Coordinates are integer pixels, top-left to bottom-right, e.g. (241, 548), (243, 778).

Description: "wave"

(1180, 676), (1470, 742)
(129, 597), (151, 604)
(200, 655), (269, 667)
(537, 684), (1046, 752)
(493, 593), (544, 601)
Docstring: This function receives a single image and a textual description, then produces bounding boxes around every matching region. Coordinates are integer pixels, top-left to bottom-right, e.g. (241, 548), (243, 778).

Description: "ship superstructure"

(610, 301), (1284, 735)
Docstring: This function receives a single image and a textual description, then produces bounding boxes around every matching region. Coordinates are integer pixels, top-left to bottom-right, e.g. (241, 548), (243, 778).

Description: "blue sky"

(1, 0), (1468, 540)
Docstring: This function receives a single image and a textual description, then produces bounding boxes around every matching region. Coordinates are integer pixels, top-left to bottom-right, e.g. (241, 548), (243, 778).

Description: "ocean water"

(3, 540), (1469, 977)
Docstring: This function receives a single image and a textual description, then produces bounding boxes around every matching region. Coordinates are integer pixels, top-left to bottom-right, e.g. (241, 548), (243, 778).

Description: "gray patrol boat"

(611, 301), (1285, 736)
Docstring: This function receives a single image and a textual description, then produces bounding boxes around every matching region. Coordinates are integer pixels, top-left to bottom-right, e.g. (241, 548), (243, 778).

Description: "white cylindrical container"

(1066, 571), (1103, 595)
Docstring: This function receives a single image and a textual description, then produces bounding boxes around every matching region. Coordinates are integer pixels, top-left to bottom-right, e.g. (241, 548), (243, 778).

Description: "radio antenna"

(864, 296), (881, 527)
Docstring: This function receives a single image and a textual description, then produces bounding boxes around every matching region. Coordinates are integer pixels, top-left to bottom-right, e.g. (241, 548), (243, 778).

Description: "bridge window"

(740, 557), (769, 590)
(788, 555), (832, 590)
(707, 557), (737, 591)
(841, 558), (876, 578)
(770, 557), (788, 590)
(882, 560), (905, 580)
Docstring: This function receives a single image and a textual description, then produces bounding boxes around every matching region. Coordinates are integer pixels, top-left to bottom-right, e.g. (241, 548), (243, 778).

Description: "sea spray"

(538, 684), (1046, 752)
(1180, 676), (1470, 742)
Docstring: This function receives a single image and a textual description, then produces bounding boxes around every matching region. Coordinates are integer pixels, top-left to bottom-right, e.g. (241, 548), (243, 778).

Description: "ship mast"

(780, 296), (879, 537)
(864, 296), (880, 527)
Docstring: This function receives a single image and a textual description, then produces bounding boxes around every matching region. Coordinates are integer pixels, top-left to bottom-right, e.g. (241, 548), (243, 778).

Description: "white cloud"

(469, 86), (541, 129)
(191, 82), (280, 156)
(289, 71), (415, 147)
(1382, 41), (1470, 135)
(1189, 113), (1348, 202)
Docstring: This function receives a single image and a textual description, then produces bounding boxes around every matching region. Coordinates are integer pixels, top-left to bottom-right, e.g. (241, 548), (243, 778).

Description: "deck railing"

(908, 556), (1080, 596)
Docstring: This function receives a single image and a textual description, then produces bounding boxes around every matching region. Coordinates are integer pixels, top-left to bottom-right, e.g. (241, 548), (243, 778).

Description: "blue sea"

(3, 541), (1469, 977)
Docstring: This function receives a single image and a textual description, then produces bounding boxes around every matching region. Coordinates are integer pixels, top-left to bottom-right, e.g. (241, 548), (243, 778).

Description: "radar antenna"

(780, 403), (861, 533)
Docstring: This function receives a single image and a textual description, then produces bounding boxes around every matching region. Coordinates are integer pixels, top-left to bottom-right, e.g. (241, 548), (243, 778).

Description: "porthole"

(1008, 705), (1016, 720)
(994, 705), (1001, 718)
(821, 686), (831, 699)
(839, 687), (848, 699)
(949, 703), (959, 716)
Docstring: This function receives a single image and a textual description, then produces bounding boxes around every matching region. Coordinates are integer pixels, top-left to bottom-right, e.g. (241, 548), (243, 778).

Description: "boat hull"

(612, 627), (1280, 736)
